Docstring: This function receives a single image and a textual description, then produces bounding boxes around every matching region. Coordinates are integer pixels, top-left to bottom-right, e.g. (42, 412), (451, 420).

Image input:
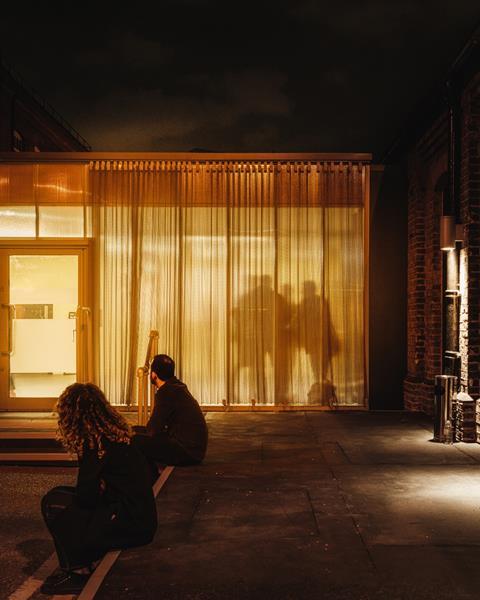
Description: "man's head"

(150, 354), (175, 386)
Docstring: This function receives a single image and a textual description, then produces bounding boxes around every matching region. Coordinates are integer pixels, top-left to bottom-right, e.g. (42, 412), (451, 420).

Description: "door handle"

(76, 306), (91, 332)
(1, 304), (15, 356)
(76, 306), (93, 382)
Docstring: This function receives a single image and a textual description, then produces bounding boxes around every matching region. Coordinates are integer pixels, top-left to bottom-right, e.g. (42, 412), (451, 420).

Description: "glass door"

(0, 246), (91, 410)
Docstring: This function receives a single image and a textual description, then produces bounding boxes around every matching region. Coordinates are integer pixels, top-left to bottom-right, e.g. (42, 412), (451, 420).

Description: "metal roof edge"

(0, 151), (373, 163)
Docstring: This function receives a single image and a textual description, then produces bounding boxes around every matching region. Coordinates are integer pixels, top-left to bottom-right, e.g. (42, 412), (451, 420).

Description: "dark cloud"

(1, 0), (479, 157)
(67, 67), (291, 151)
(75, 33), (174, 72)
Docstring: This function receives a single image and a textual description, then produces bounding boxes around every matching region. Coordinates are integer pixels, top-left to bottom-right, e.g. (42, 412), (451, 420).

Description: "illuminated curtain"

(90, 160), (367, 407)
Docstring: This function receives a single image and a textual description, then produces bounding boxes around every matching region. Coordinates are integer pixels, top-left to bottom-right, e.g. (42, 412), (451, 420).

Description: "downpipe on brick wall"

(435, 79), (464, 443)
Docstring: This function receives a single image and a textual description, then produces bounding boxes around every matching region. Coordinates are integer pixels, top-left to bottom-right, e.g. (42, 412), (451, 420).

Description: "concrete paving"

(3, 412), (480, 599)
(0, 466), (76, 597)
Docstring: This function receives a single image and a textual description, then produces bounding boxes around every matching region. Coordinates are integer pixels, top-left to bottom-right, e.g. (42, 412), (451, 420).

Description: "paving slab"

(95, 412), (480, 599)
(332, 463), (480, 546)
(5, 411), (480, 599)
(306, 411), (479, 465)
(0, 467), (76, 599)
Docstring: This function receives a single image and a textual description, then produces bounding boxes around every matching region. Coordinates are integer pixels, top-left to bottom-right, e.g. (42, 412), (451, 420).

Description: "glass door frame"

(0, 239), (93, 411)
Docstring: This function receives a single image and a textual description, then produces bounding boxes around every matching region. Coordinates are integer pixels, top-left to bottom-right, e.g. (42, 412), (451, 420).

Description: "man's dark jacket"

(146, 376), (208, 462)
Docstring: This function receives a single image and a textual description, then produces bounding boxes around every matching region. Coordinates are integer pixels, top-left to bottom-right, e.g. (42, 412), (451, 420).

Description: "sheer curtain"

(91, 160), (367, 407)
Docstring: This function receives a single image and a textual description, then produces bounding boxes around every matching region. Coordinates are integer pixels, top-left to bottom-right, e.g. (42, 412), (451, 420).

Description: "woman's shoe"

(40, 569), (89, 595)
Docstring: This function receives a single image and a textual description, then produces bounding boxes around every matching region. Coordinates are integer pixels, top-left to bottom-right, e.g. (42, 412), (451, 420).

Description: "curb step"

(0, 432), (74, 464)
(0, 452), (77, 465)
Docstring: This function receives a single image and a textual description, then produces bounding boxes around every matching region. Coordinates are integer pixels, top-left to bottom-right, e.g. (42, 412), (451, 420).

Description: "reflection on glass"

(39, 206), (84, 237)
(0, 206), (36, 237)
(9, 255), (78, 397)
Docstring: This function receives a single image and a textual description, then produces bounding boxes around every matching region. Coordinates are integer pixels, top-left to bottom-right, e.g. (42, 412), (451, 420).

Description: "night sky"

(1, 1), (479, 159)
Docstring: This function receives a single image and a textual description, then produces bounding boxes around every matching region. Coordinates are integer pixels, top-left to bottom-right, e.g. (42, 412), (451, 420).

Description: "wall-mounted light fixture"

(441, 216), (464, 251)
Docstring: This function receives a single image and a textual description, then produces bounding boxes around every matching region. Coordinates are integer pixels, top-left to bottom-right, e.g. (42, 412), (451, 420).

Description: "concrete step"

(0, 436), (61, 449)
(0, 452), (77, 465)
(0, 431), (75, 464)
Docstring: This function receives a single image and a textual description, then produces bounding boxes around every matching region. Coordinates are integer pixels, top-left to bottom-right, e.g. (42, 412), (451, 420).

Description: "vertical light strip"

(363, 163), (370, 408)
(225, 166), (232, 405)
(272, 162), (279, 405)
(176, 164), (184, 381)
(34, 164), (39, 238)
(83, 164), (87, 238)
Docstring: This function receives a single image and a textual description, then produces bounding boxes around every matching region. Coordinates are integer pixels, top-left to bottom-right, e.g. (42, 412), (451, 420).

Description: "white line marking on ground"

(153, 465), (175, 496)
(77, 466), (175, 600)
(76, 551), (121, 600)
(7, 553), (58, 600)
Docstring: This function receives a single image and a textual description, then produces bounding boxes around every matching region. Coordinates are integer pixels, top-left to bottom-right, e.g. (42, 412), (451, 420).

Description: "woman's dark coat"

(50, 439), (157, 567)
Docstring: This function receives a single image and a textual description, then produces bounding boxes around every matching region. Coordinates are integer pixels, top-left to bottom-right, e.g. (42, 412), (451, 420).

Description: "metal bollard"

(433, 374), (457, 443)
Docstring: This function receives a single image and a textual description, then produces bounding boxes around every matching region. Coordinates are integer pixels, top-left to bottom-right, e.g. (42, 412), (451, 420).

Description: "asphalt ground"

(3, 411), (480, 599)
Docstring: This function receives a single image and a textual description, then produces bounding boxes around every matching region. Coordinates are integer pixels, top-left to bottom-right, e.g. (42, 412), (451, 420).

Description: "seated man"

(133, 354), (208, 471)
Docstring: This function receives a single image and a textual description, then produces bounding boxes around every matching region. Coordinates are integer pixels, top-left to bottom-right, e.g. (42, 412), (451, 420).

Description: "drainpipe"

(441, 80), (462, 381)
(447, 79), (462, 226)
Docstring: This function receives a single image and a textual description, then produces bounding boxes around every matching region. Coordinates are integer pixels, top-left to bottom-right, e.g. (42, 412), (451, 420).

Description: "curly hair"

(56, 382), (131, 458)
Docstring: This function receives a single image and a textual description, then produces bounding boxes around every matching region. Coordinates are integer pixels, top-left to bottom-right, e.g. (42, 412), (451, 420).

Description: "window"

(0, 163), (91, 239)
(0, 206), (92, 238)
(0, 206), (36, 236)
(39, 206), (85, 237)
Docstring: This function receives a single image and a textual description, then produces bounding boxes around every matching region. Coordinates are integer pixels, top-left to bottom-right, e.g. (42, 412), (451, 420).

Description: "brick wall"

(404, 162), (444, 413)
(461, 74), (480, 399)
(404, 74), (480, 412)
(404, 158), (427, 411)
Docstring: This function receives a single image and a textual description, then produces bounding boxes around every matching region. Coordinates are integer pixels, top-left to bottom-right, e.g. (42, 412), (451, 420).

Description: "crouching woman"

(40, 383), (157, 596)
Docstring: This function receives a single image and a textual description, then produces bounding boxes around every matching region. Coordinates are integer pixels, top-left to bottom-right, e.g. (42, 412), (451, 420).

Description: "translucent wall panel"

(36, 164), (88, 205)
(0, 164), (35, 204)
(39, 206), (84, 237)
(96, 206), (134, 404)
(230, 208), (276, 405)
(181, 207), (227, 404)
(103, 204), (364, 407)
(0, 163), (90, 239)
(0, 206), (36, 237)
(277, 207), (364, 406)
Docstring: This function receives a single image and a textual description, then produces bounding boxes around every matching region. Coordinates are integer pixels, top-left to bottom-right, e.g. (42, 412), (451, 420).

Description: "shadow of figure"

(298, 281), (340, 407)
(277, 284), (296, 407)
(232, 275), (292, 405)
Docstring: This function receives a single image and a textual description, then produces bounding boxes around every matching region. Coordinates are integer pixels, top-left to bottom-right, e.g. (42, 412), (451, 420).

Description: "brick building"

(0, 59), (90, 152)
(386, 28), (480, 413)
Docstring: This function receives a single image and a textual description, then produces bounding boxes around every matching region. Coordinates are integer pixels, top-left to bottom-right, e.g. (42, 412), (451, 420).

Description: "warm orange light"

(440, 216), (455, 251)
(34, 183), (84, 194)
